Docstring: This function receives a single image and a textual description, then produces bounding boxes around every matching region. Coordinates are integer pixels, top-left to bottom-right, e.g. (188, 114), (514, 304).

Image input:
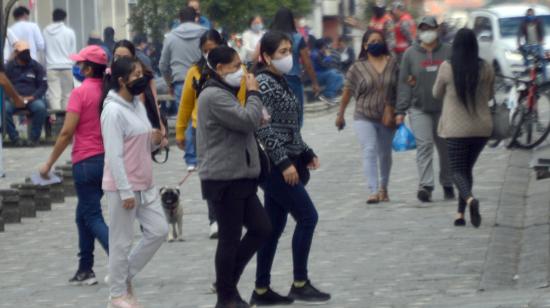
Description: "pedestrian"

(103, 27), (116, 56)
(251, 31), (330, 306)
(8, 6), (45, 61)
(395, 16), (455, 203)
(188, 0), (212, 29)
(159, 6), (207, 116)
(391, 1), (416, 64)
(336, 36), (355, 72)
(43, 8), (76, 112)
(271, 7), (321, 127)
(132, 33), (153, 71)
(197, 45), (271, 308)
(310, 38), (344, 104)
(101, 57), (168, 308)
(242, 15), (265, 68)
(368, 0), (395, 52)
(517, 8), (547, 79)
(4, 41), (48, 147)
(335, 29), (398, 204)
(39, 45), (109, 285)
(175, 29), (247, 238)
(433, 28), (494, 228)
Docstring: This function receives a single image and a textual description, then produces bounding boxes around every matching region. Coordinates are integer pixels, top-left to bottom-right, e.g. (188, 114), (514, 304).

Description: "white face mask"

(271, 55), (293, 75)
(223, 67), (244, 88)
(419, 30), (438, 44)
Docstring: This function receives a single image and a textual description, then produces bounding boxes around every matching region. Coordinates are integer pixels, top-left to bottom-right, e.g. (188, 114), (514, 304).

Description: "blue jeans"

(285, 75), (304, 128)
(5, 98), (47, 141)
(72, 154), (109, 272)
(317, 69), (344, 98)
(170, 81), (184, 116)
(255, 167), (319, 287)
(521, 44), (547, 80)
(184, 125), (197, 167)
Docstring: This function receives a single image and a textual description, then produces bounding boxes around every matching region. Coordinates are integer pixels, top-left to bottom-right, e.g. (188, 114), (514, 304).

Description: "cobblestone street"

(1, 110), (549, 308)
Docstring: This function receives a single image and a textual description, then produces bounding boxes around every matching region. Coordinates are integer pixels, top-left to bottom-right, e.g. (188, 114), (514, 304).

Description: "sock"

(293, 281), (306, 288)
(255, 288), (268, 295)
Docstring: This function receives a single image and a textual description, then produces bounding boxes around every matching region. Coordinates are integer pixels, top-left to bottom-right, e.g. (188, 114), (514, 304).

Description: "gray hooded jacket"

(396, 41), (451, 114)
(159, 22), (207, 84)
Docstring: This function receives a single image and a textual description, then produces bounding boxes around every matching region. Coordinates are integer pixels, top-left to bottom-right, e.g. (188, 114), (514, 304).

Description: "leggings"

(446, 137), (488, 213)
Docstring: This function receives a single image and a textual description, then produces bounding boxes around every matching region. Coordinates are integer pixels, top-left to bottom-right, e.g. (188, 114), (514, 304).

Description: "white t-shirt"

(242, 29), (264, 63)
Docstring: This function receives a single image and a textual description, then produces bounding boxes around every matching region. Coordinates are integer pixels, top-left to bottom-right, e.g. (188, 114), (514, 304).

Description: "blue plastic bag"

(392, 124), (416, 152)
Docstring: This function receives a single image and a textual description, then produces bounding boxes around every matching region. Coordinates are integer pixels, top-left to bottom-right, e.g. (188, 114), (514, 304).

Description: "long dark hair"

(451, 28), (480, 112)
(358, 29), (389, 60)
(100, 57), (140, 113)
(271, 7), (297, 33)
(193, 30), (226, 96)
(196, 46), (239, 96)
(112, 39), (160, 128)
(254, 31), (292, 73)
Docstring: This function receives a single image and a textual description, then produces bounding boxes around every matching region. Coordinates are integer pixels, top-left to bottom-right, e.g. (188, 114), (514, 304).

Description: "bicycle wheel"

(508, 83), (550, 149)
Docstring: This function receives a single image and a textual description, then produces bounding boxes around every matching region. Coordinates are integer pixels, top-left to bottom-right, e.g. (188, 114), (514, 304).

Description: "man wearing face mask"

(395, 16), (455, 203)
(369, 0), (395, 53)
(518, 8), (547, 80)
(4, 41), (48, 147)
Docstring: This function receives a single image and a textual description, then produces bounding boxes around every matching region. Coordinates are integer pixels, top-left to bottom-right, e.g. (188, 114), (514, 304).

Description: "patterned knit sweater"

(256, 71), (315, 172)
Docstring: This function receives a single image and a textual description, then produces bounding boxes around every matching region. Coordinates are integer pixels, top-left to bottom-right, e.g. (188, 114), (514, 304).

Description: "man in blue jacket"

(4, 41), (48, 147)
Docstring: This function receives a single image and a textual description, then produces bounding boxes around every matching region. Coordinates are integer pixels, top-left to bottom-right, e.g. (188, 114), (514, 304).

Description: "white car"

(468, 4), (550, 78)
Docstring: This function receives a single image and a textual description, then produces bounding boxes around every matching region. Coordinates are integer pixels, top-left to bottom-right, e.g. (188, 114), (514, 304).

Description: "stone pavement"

(1, 109), (550, 308)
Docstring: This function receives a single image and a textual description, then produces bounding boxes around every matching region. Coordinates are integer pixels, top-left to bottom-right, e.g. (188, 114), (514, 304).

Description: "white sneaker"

(107, 295), (134, 308)
(209, 222), (219, 239)
(104, 275), (110, 285)
(187, 165), (197, 172)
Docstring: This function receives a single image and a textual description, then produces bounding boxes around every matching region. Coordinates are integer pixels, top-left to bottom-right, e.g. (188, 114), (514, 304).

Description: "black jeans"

(446, 137), (488, 213)
(203, 179), (272, 304)
(255, 166), (319, 288)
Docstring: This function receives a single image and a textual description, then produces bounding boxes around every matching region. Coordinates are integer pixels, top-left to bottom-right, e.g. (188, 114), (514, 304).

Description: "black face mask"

(126, 77), (148, 96)
(17, 50), (31, 64)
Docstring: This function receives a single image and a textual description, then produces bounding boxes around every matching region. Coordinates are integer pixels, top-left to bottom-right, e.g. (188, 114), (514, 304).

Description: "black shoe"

(12, 138), (25, 147)
(250, 288), (294, 306)
(68, 270), (98, 286)
(469, 199), (482, 228)
(454, 218), (466, 227)
(444, 186), (456, 200)
(417, 187), (432, 203)
(26, 139), (39, 147)
(215, 299), (250, 308)
(288, 280), (331, 304)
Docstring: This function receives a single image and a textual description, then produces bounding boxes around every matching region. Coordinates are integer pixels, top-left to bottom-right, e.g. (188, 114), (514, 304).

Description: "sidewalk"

(0, 110), (549, 307)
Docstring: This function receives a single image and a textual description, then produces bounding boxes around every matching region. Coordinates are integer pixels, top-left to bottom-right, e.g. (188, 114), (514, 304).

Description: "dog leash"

(178, 171), (194, 186)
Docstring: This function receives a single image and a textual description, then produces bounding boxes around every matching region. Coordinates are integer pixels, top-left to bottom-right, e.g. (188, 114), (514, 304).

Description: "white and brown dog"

(160, 187), (184, 242)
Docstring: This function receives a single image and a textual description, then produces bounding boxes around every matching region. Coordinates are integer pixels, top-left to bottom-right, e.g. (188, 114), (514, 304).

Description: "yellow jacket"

(175, 65), (247, 141)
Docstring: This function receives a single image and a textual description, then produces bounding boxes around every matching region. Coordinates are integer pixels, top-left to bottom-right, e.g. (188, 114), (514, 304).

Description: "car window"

(473, 16), (493, 37)
(499, 15), (550, 37)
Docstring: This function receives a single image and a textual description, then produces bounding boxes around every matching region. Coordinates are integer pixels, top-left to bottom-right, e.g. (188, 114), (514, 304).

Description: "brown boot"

(366, 194), (380, 204)
(378, 188), (390, 202)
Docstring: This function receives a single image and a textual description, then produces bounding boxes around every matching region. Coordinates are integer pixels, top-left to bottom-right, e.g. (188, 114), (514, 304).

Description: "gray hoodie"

(159, 22), (207, 84)
(396, 41), (451, 114)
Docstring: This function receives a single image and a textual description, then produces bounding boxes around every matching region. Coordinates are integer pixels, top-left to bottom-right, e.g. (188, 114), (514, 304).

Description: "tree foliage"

(129, 0), (311, 44)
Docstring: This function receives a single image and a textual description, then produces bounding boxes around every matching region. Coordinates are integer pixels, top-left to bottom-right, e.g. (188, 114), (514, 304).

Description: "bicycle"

(495, 48), (550, 149)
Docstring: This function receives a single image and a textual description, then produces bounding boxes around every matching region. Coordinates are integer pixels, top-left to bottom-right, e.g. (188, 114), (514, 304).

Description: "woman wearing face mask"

(39, 45), (109, 286)
(197, 46), (271, 308)
(395, 16), (454, 203)
(242, 16), (265, 68)
(101, 57), (168, 308)
(175, 29), (247, 239)
(250, 31), (330, 306)
(335, 29), (398, 204)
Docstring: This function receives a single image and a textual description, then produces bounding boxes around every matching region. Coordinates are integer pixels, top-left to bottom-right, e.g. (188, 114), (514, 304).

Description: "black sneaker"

(250, 288), (294, 306)
(288, 280), (331, 304)
(417, 187), (432, 203)
(68, 270), (98, 286)
(443, 186), (456, 200)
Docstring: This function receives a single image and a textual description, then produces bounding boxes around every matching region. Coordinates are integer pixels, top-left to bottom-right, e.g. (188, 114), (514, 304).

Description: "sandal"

(468, 198), (482, 228)
(366, 194), (380, 204)
(378, 188), (390, 202)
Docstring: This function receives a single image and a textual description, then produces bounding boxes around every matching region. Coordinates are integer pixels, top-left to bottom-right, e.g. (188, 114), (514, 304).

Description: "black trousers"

(203, 179), (272, 304)
(446, 137), (488, 213)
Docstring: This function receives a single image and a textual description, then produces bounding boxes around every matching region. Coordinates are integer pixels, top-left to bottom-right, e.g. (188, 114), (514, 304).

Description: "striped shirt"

(345, 57), (399, 121)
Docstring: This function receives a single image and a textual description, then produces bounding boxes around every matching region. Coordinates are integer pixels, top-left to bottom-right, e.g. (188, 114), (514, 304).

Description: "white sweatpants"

(107, 189), (168, 297)
(46, 69), (73, 110)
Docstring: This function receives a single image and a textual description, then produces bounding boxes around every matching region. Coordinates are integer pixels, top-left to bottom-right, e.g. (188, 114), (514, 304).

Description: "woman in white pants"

(101, 56), (168, 308)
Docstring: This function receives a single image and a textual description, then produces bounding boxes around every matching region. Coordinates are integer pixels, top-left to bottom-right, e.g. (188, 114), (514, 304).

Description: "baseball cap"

(14, 41), (29, 52)
(419, 16), (438, 28)
(70, 45), (108, 65)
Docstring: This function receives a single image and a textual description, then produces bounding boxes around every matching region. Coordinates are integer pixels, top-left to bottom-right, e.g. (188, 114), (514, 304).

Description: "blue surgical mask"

(72, 65), (85, 82)
(527, 15), (536, 22)
(251, 23), (264, 33)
